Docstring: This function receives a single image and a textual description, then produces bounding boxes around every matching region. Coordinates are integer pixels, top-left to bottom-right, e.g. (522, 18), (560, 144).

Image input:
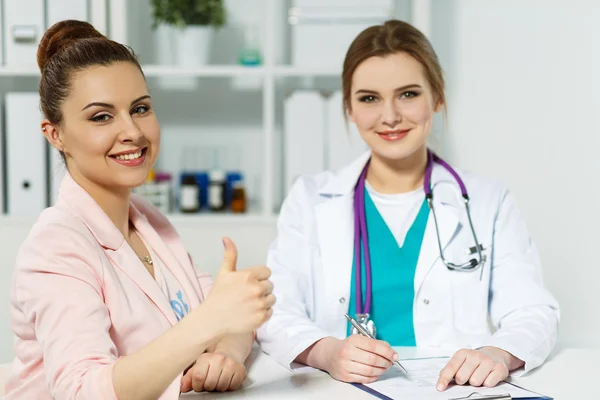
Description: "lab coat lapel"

(315, 152), (371, 303)
(315, 194), (355, 301)
(414, 166), (462, 293)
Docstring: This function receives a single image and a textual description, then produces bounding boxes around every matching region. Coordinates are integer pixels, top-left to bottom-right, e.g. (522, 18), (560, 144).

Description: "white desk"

(184, 346), (600, 399)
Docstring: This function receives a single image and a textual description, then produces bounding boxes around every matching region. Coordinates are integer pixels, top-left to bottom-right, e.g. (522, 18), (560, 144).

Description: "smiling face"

(348, 52), (441, 163)
(43, 61), (159, 193)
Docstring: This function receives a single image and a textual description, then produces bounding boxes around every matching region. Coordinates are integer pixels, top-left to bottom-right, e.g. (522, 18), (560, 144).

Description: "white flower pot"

(175, 26), (214, 66)
(155, 24), (176, 65)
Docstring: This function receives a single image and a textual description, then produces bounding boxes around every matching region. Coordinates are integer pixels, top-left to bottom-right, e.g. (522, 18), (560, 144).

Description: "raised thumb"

(219, 237), (238, 274)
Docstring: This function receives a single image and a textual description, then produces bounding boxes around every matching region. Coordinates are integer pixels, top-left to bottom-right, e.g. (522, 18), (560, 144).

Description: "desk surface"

(184, 346), (600, 399)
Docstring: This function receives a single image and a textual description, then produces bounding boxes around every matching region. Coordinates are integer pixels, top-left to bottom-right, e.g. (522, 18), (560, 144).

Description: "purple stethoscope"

(351, 149), (485, 337)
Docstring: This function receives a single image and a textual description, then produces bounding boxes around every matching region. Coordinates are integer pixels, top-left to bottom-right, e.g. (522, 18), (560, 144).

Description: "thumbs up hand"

(202, 237), (275, 336)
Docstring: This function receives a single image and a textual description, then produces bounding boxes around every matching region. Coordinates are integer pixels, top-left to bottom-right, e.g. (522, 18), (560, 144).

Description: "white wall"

(431, 0), (600, 348)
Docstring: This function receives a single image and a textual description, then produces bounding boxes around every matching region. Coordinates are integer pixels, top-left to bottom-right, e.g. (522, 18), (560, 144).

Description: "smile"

(109, 147), (148, 167)
(114, 149), (143, 161)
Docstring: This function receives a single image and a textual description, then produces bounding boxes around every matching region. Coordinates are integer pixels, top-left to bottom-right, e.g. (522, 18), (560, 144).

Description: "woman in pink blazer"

(5, 20), (275, 400)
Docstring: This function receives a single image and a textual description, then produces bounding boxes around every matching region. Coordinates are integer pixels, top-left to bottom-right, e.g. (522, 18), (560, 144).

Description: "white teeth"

(115, 150), (142, 161)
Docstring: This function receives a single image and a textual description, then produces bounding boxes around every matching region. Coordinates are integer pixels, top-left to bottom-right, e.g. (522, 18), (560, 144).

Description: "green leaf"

(150, 0), (227, 28)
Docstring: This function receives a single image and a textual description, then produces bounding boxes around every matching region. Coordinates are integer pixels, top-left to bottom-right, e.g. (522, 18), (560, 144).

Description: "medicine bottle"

(231, 179), (247, 213)
(209, 170), (226, 212)
(180, 175), (200, 213)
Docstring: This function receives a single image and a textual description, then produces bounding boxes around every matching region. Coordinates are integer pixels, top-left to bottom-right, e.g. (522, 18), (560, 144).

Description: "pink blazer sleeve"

(14, 224), (119, 399)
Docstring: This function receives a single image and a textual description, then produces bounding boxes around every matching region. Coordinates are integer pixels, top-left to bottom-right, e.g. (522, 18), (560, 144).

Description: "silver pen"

(344, 313), (408, 374)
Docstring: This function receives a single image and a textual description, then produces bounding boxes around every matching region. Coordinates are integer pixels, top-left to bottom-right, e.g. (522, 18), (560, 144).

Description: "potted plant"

(151, 0), (227, 66)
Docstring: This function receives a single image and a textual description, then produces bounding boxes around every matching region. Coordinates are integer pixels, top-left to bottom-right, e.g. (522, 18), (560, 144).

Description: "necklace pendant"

(142, 256), (153, 265)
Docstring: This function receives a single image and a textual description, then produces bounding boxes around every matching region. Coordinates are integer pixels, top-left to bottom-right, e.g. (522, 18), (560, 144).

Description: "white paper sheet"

(363, 357), (546, 399)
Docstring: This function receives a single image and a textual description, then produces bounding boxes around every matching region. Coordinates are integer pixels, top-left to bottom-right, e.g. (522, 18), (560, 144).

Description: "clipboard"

(351, 381), (553, 400)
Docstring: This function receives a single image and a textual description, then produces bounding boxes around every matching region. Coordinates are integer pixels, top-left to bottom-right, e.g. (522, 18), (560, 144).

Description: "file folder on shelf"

(48, 148), (65, 206)
(3, 0), (45, 65)
(4, 92), (47, 216)
(283, 91), (325, 193)
(324, 91), (367, 171)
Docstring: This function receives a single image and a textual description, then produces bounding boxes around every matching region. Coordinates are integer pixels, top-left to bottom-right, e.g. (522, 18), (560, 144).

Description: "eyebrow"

(81, 95), (151, 111)
(354, 84), (422, 95)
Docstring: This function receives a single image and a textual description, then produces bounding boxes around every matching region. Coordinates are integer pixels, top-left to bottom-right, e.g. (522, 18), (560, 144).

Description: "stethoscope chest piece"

(351, 313), (376, 337)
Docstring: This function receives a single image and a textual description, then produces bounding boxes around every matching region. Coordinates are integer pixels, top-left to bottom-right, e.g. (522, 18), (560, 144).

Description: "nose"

(381, 100), (402, 128)
(119, 113), (143, 143)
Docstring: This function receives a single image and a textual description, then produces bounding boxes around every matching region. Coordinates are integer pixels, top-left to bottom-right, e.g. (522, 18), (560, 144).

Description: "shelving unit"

(0, 0), (431, 223)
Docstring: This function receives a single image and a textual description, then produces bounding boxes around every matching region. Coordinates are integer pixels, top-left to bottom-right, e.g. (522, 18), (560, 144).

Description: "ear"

(346, 103), (356, 124)
(434, 101), (443, 113)
(41, 120), (65, 153)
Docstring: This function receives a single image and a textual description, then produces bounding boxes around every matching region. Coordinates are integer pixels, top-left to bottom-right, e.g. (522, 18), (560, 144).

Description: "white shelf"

(143, 65), (265, 77)
(166, 211), (276, 225)
(0, 65), (266, 78)
(0, 66), (39, 76)
(0, 65), (344, 78)
(273, 66), (341, 77)
(0, 0), (427, 224)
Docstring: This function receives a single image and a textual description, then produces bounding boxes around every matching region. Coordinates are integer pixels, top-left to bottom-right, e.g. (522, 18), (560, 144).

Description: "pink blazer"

(5, 174), (214, 399)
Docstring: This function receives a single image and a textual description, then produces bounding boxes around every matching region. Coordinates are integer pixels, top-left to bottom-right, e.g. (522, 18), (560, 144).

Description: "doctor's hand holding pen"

(296, 335), (399, 384)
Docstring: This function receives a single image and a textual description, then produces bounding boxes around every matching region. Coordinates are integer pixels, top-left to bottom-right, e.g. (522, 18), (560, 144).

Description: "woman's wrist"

(185, 306), (226, 352)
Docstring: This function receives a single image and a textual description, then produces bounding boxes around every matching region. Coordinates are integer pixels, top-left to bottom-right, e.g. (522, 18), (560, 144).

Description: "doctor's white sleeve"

(483, 189), (560, 374)
(256, 179), (332, 370)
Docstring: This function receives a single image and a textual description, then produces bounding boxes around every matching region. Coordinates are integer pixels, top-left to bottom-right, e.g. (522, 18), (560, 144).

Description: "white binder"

(90, 0), (108, 35)
(48, 147), (65, 206)
(3, 0), (45, 66)
(325, 91), (367, 171)
(0, 0), (3, 66)
(46, 0), (89, 27)
(5, 93), (47, 216)
(284, 91), (325, 192)
(0, 96), (4, 213)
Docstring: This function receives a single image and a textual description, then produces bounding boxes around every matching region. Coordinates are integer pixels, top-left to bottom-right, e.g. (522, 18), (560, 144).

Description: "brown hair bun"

(37, 19), (104, 72)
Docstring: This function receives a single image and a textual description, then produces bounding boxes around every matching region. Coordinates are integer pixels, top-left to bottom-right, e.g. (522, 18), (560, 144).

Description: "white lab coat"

(257, 151), (559, 373)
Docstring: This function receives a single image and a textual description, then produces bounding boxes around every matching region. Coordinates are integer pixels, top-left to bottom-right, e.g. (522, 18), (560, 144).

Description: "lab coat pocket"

(451, 279), (490, 335)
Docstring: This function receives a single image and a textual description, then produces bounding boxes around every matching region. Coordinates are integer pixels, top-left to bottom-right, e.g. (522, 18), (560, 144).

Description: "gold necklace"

(129, 222), (153, 266)
(141, 255), (153, 265)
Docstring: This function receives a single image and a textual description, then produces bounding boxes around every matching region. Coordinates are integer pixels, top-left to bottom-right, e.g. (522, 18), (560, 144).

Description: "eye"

(359, 95), (378, 103)
(400, 91), (419, 100)
(132, 105), (150, 115)
(90, 113), (111, 122)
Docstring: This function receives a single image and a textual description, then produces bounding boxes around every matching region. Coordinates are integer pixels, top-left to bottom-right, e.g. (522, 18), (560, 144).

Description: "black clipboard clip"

(449, 392), (512, 400)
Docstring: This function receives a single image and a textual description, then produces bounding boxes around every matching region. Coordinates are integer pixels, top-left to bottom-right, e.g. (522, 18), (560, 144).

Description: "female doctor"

(257, 19), (559, 391)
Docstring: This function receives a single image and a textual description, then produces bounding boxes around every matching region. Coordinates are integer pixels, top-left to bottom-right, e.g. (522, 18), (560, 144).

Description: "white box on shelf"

(284, 91), (325, 192)
(325, 91), (367, 171)
(5, 93), (47, 217)
(3, 0), (45, 66)
(289, 0), (393, 68)
(46, 0), (88, 28)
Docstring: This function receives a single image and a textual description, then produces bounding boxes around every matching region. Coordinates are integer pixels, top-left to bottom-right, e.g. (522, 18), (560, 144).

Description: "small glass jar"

(231, 180), (247, 213)
(180, 175), (200, 213)
(208, 170), (226, 212)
